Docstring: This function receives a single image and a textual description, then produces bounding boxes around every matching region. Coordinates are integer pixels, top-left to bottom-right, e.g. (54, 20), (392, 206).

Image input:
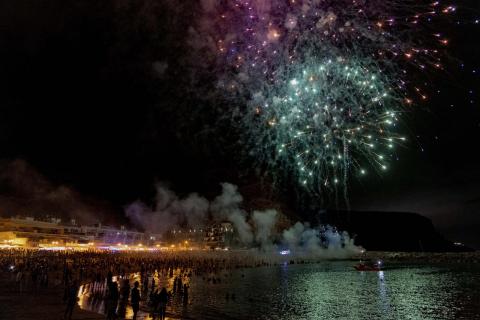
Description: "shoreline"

(0, 274), (103, 320)
(0, 273), (183, 320)
(2, 251), (478, 320)
(353, 251), (480, 264)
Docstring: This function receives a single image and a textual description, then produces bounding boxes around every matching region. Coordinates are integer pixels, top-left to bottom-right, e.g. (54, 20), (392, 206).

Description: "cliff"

(317, 210), (473, 252)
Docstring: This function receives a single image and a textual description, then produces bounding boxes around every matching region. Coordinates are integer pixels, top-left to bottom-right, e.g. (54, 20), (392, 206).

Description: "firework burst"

(188, 0), (457, 194)
(245, 56), (406, 191)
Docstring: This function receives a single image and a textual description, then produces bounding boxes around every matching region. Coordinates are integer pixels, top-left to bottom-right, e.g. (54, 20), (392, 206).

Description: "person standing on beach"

(158, 287), (168, 320)
(151, 277), (155, 291)
(64, 280), (79, 320)
(107, 270), (113, 286)
(15, 269), (24, 293)
(173, 276), (177, 293)
(183, 284), (189, 305)
(31, 266), (38, 293)
(131, 281), (140, 320)
(106, 281), (119, 320)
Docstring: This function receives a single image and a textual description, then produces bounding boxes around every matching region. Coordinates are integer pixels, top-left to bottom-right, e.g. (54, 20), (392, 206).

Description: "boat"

(354, 260), (383, 271)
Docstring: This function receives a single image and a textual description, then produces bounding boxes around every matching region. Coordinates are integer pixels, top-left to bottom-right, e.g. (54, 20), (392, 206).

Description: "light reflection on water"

(78, 262), (480, 320)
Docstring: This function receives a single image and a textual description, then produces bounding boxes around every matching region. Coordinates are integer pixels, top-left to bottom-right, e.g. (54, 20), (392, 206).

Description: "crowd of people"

(0, 248), (279, 319)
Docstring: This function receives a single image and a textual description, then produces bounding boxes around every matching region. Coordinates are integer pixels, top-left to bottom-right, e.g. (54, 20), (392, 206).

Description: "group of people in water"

(0, 248), (279, 319)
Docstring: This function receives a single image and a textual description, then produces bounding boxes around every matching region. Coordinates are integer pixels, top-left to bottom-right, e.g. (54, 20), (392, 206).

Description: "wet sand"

(0, 275), (103, 320)
(78, 272), (185, 320)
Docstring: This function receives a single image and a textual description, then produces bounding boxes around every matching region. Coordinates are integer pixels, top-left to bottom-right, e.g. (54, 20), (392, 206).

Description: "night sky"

(1, 1), (479, 247)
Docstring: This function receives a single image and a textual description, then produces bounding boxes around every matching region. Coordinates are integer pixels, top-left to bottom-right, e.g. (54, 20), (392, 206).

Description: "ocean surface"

(78, 261), (480, 320)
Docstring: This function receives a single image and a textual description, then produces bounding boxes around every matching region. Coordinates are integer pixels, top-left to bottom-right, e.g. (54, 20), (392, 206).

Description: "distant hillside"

(0, 159), (117, 225)
(317, 210), (473, 252)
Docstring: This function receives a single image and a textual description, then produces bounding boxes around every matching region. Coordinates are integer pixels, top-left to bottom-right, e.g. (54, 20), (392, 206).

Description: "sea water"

(78, 261), (480, 320)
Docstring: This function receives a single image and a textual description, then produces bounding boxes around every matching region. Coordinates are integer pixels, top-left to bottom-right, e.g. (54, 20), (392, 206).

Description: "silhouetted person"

(107, 270), (113, 285)
(117, 281), (129, 320)
(106, 281), (119, 320)
(143, 274), (149, 293)
(131, 281), (140, 320)
(121, 279), (130, 301)
(149, 288), (159, 319)
(64, 280), (79, 320)
(177, 277), (183, 294)
(173, 276), (177, 293)
(158, 287), (168, 320)
(16, 270), (24, 293)
(183, 284), (189, 305)
(31, 267), (38, 293)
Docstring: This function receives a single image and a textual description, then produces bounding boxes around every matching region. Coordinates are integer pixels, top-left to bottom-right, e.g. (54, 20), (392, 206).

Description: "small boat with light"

(354, 260), (383, 271)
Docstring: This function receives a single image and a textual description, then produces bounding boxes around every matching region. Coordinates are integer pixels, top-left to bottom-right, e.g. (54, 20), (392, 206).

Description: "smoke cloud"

(125, 182), (362, 257)
(125, 183), (209, 234)
(252, 209), (277, 249)
(211, 183), (253, 244)
(0, 159), (111, 224)
(282, 222), (359, 258)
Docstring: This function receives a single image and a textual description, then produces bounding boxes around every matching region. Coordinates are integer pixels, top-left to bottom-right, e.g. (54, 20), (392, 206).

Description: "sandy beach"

(0, 274), (103, 320)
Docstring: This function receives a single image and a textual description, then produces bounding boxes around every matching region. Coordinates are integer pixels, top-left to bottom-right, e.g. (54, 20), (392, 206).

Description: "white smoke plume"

(125, 182), (361, 257)
(282, 222), (360, 258)
(252, 209), (278, 249)
(125, 183), (209, 234)
(211, 183), (253, 245)
(177, 193), (210, 228)
(0, 159), (112, 224)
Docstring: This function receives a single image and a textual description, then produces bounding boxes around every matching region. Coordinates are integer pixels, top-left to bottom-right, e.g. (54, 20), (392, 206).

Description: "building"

(152, 222), (236, 249)
(0, 217), (76, 247)
(81, 224), (146, 245)
(165, 227), (206, 248)
(204, 222), (234, 249)
(0, 216), (159, 248)
(0, 216), (237, 249)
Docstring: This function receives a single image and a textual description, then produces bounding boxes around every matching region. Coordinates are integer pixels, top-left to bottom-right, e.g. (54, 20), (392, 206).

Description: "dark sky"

(1, 1), (479, 247)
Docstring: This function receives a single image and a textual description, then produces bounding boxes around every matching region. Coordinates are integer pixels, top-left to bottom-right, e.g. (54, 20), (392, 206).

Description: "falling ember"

(267, 28), (281, 42)
(243, 57), (402, 190)
(187, 0), (461, 195)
